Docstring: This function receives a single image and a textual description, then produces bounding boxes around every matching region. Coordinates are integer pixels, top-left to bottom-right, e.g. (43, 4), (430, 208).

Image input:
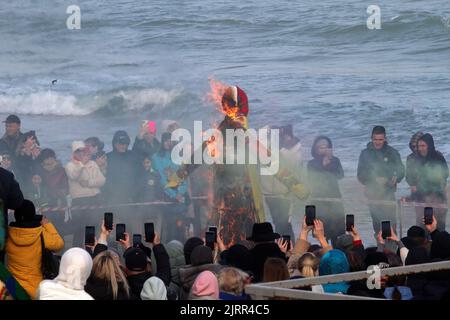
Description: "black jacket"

(124, 243), (171, 300)
(0, 167), (24, 228)
(249, 242), (286, 283)
(357, 142), (405, 197)
(132, 137), (160, 159)
(85, 276), (130, 300)
(104, 150), (141, 204)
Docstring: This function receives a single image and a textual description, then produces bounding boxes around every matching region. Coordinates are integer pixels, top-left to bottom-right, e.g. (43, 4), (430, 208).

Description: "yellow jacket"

(6, 223), (64, 299)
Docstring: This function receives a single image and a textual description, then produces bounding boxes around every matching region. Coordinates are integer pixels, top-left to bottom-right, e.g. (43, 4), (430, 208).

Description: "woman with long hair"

(85, 250), (130, 300)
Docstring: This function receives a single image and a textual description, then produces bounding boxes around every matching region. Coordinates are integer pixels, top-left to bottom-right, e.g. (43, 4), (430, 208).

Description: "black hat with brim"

(246, 222), (280, 242)
(3, 114), (21, 124)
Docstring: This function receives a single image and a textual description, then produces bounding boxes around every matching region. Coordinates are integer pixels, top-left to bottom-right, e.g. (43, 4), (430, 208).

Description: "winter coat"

(357, 142), (405, 198)
(35, 162), (69, 206)
(6, 222), (64, 298)
(249, 242), (286, 283)
(151, 151), (187, 200)
(65, 160), (105, 199)
(104, 150), (141, 204)
(0, 167), (24, 229)
(132, 136), (160, 159)
(85, 276), (130, 300)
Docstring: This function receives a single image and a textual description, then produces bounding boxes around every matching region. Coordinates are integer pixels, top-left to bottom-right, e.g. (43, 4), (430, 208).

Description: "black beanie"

(124, 248), (148, 271)
(184, 237), (204, 265)
(14, 199), (36, 222)
(190, 245), (213, 266)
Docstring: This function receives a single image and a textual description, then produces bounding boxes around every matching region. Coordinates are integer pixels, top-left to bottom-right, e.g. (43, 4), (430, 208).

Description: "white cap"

(72, 140), (86, 153)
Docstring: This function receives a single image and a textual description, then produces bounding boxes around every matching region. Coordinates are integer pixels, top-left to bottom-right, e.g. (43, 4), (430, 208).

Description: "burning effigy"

(168, 80), (309, 247)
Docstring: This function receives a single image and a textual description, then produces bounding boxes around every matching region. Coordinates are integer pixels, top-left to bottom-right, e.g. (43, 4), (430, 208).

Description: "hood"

(140, 276), (167, 300)
(7, 226), (42, 246)
(418, 133), (441, 162)
(409, 131), (424, 154)
(190, 271), (219, 299)
(311, 136), (333, 159)
(319, 250), (350, 275)
(166, 240), (185, 267)
(55, 248), (93, 290)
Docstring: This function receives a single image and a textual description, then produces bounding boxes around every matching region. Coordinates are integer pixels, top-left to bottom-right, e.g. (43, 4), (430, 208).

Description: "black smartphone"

(205, 231), (215, 250)
(104, 212), (113, 231)
(424, 207), (433, 225)
(144, 222), (155, 243)
(305, 205), (316, 226)
(85, 226), (95, 246)
(381, 221), (391, 239)
(282, 235), (291, 251)
(133, 234), (142, 247)
(116, 223), (126, 242)
(346, 214), (355, 232)
(208, 226), (218, 242)
(35, 214), (43, 222)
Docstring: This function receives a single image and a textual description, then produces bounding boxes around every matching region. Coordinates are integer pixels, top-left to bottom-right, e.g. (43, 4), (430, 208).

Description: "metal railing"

(245, 261), (450, 300)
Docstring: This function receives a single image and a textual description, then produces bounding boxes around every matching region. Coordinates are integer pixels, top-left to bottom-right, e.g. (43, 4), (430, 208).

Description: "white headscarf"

(55, 247), (93, 290)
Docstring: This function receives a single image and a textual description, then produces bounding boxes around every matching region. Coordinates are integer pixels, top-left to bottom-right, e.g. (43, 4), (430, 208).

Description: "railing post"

(397, 199), (403, 238)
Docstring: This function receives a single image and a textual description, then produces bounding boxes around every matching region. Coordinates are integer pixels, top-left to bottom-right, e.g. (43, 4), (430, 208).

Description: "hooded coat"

(413, 134), (448, 202)
(405, 131), (424, 191)
(37, 248), (93, 300)
(6, 221), (64, 299)
(104, 131), (141, 204)
(307, 136), (345, 244)
(319, 249), (350, 294)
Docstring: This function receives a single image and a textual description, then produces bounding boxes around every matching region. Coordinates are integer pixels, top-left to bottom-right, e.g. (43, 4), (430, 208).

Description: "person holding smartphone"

(411, 134), (449, 231)
(132, 120), (160, 159)
(357, 126), (405, 238)
(307, 136), (345, 246)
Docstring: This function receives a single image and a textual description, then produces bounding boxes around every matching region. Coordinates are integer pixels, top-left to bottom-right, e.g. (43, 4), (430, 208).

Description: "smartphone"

(381, 221), (391, 239)
(205, 231), (215, 250)
(144, 222), (155, 243)
(116, 223), (126, 242)
(35, 214), (43, 222)
(305, 205), (316, 226)
(85, 226), (95, 246)
(346, 214), (355, 232)
(104, 212), (113, 231)
(282, 235), (291, 251)
(133, 234), (142, 247)
(424, 207), (433, 225)
(208, 226), (218, 242)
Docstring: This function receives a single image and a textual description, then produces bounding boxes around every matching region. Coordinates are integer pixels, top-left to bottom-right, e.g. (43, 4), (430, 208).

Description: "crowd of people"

(0, 113), (450, 300)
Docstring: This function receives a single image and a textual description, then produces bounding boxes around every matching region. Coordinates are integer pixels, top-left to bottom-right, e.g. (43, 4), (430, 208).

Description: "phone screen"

(381, 221), (391, 239)
(208, 226), (217, 242)
(205, 231), (215, 250)
(305, 205), (316, 226)
(104, 212), (113, 231)
(116, 224), (126, 242)
(424, 207), (433, 225)
(85, 226), (95, 246)
(282, 235), (291, 251)
(144, 223), (155, 243)
(346, 214), (355, 232)
(133, 234), (142, 247)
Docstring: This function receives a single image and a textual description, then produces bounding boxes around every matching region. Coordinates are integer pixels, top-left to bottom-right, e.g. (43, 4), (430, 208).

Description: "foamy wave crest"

(0, 91), (89, 116)
(0, 88), (183, 116)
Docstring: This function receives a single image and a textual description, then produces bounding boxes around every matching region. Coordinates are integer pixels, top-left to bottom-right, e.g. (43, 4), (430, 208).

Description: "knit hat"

(184, 237), (204, 265)
(190, 271), (219, 299)
(224, 244), (253, 272)
(72, 141), (86, 153)
(335, 234), (354, 252)
(140, 277), (167, 300)
(14, 199), (36, 222)
(190, 245), (213, 267)
(124, 248), (148, 271)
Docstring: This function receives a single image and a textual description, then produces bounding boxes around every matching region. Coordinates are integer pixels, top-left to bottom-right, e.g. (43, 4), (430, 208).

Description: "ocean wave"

(0, 87), (184, 116)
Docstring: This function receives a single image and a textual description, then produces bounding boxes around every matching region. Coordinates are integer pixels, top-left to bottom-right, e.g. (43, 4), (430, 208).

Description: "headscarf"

(319, 250), (350, 294)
